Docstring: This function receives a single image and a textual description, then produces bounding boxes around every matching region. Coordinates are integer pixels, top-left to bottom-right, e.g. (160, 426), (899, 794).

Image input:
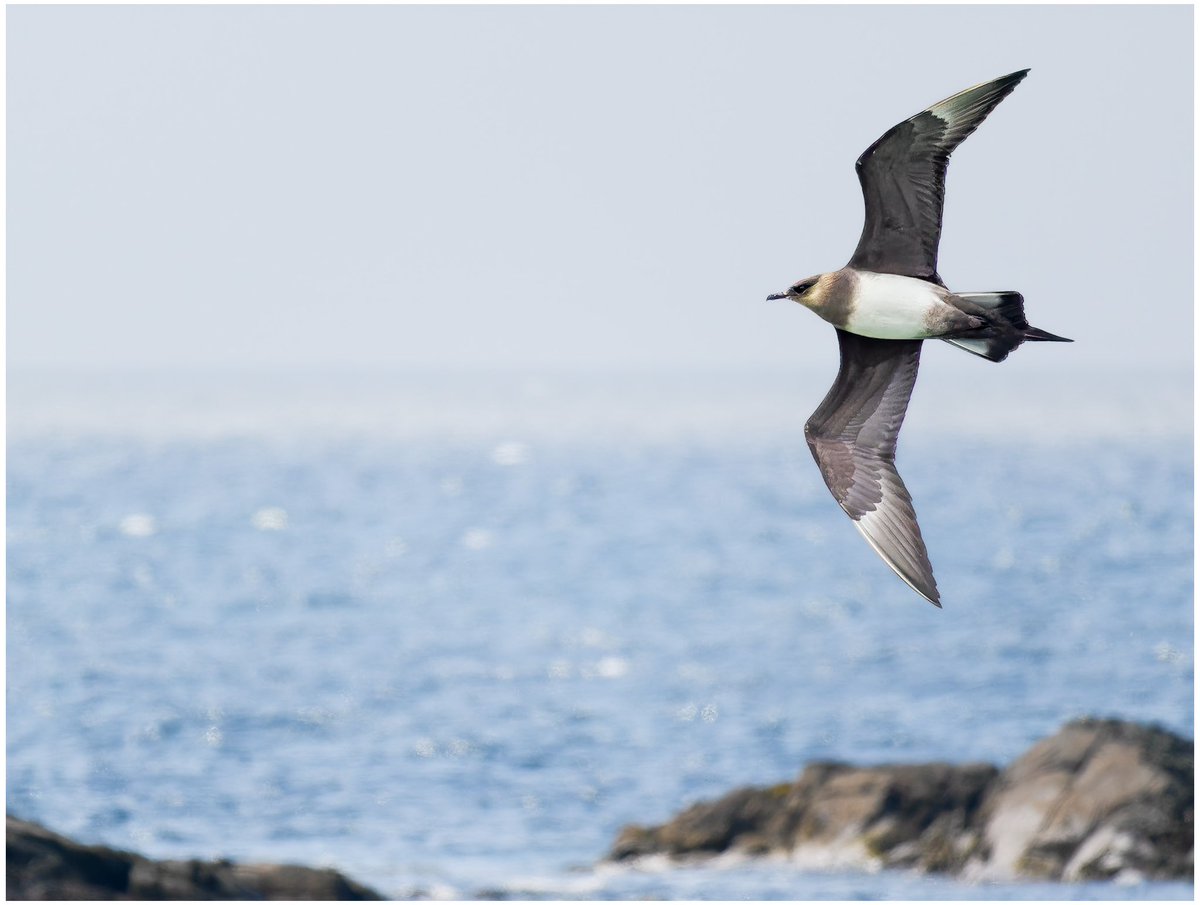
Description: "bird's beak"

(766, 291), (787, 301)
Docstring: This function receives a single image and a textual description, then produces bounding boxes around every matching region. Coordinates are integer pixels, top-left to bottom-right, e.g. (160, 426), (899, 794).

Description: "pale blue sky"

(8, 4), (1193, 373)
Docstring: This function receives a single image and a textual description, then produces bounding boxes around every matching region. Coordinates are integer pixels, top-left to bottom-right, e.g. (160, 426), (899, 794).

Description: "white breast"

(845, 271), (947, 340)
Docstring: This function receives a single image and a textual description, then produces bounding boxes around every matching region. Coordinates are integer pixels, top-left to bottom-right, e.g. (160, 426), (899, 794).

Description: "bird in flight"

(768, 70), (1070, 607)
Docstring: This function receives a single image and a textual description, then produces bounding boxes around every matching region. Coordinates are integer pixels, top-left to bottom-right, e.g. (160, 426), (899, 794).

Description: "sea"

(6, 366), (1194, 900)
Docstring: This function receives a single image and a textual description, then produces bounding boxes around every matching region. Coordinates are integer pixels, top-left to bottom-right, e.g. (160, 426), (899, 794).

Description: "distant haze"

(8, 5), (1193, 373)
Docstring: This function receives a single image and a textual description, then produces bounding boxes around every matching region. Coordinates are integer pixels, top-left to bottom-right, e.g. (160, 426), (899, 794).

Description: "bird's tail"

(943, 291), (1072, 362)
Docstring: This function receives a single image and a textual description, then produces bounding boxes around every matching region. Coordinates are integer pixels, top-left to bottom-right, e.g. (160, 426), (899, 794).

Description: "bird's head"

(767, 275), (822, 306)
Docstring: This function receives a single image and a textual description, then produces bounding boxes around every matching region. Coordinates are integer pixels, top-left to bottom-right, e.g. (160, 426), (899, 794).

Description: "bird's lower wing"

(804, 330), (939, 606)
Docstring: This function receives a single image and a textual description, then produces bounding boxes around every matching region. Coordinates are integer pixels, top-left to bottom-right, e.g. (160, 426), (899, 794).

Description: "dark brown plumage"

(848, 69), (1030, 283)
(805, 332), (936, 604)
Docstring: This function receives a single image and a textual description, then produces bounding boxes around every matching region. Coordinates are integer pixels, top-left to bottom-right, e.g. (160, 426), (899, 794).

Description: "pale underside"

(840, 271), (951, 340)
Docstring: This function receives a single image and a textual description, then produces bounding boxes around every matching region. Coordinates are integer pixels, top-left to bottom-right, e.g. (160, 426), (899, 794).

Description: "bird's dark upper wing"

(847, 69), (1029, 284)
(804, 330), (938, 606)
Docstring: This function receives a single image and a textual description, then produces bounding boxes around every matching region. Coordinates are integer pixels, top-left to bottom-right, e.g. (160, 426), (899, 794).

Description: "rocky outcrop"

(6, 816), (383, 900)
(612, 762), (998, 873)
(610, 718), (1193, 883)
(964, 718), (1193, 882)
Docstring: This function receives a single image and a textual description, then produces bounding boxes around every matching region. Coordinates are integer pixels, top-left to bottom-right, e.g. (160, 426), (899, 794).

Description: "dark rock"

(225, 863), (383, 900)
(612, 762), (996, 873)
(773, 760), (997, 873)
(608, 718), (1193, 883)
(7, 817), (136, 901)
(612, 783), (797, 859)
(6, 815), (383, 900)
(964, 718), (1194, 882)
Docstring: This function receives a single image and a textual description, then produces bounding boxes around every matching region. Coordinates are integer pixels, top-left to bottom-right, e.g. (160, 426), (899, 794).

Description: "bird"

(767, 69), (1071, 608)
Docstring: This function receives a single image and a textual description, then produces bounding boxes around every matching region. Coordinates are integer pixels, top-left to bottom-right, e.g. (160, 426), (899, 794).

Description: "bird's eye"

(793, 282), (810, 294)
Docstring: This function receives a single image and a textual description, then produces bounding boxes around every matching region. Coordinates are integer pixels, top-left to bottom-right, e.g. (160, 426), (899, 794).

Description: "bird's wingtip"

(917, 584), (942, 607)
(988, 68), (1030, 88)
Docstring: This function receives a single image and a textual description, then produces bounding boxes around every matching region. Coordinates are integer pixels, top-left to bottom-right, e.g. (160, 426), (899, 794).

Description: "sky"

(7, 4), (1194, 375)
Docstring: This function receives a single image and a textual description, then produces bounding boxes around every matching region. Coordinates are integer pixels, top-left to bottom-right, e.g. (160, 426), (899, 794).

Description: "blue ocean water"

(6, 369), (1193, 899)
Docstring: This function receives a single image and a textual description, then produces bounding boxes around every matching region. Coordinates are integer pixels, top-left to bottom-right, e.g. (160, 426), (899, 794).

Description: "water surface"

(7, 368), (1192, 899)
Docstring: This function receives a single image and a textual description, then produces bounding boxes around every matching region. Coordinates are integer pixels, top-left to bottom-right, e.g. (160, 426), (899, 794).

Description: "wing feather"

(847, 69), (1029, 283)
(804, 330), (939, 606)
